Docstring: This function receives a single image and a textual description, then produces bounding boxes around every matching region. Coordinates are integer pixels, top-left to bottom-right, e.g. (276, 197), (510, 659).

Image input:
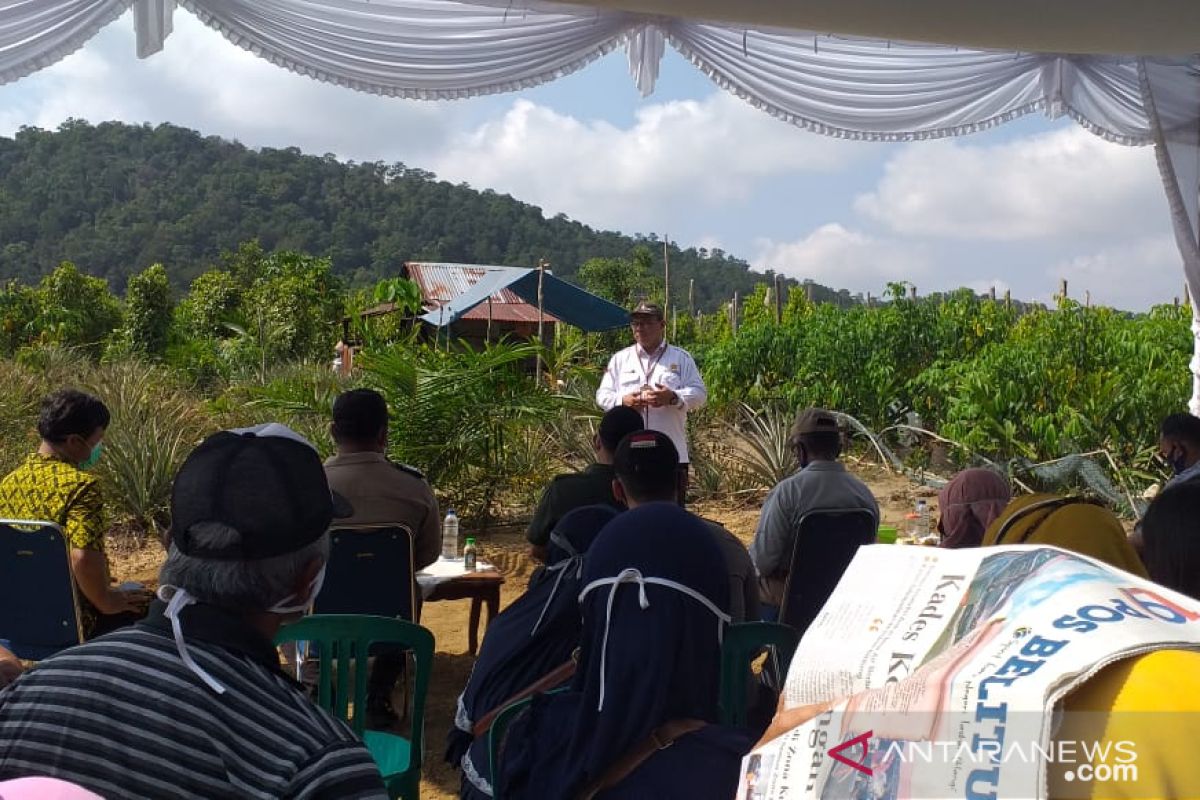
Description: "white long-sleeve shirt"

(595, 340), (706, 462)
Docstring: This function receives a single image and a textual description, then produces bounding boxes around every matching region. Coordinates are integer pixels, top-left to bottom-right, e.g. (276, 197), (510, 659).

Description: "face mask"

(267, 564), (327, 615)
(77, 442), (103, 471)
(1170, 446), (1190, 476)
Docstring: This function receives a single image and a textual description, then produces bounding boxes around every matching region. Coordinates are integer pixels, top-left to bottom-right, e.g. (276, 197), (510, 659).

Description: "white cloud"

(752, 223), (932, 294)
(1048, 235), (1183, 310)
(0, 11), (459, 161)
(427, 93), (866, 231)
(855, 128), (1164, 241)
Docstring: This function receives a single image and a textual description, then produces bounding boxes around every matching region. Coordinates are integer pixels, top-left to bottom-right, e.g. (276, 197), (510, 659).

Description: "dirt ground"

(107, 462), (928, 799)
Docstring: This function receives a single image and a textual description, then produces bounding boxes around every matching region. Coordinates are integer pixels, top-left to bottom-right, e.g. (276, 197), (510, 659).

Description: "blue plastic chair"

(276, 614), (434, 800)
(0, 519), (83, 659)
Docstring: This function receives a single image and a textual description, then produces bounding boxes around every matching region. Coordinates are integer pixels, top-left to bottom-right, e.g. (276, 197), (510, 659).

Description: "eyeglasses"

(630, 319), (661, 328)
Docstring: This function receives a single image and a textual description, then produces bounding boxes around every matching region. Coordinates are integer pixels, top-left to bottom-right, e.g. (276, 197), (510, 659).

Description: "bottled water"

(463, 537), (477, 572)
(441, 509), (459, 559)
(908, 499), (930, 540)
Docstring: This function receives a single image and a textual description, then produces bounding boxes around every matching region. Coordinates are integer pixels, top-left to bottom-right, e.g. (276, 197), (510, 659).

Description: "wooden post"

(774, 274), (783, 323)
(731, 292), (739, 334)
(1085, 289), (1091, 308)
(1005, 289), (1012, 308)
(663, 235), (670, 314)
(1059, 278), (1068, 301)
(909, 285), (917, 300)
(805, 283), (814, 303)
(989, 286), (997, 302)
(536, 258), (547, 374)
(866, 292), (873, 308)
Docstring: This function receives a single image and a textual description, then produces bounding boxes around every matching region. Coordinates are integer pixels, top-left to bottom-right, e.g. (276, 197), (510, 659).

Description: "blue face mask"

(78, 442), (103, 471)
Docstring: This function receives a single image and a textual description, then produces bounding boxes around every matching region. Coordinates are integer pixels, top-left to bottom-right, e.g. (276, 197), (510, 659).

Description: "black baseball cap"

(613, 429), (680, 479)
(170, 424), (352, 560)
(793, 408), (839, 436)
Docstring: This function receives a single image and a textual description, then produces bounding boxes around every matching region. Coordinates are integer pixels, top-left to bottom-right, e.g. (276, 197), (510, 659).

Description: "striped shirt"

(0, 601), (385, 799)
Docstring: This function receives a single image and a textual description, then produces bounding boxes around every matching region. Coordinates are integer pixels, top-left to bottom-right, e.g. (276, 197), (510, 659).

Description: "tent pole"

(663, 234), (670, 314)
(537, 259), (547, 378)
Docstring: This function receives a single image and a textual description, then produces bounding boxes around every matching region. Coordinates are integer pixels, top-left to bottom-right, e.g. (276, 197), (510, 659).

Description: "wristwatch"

(669, 394), (681, 407)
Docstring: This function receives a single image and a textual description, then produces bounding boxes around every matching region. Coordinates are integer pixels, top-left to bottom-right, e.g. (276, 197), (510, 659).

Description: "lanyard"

(636, 342), (667, 388)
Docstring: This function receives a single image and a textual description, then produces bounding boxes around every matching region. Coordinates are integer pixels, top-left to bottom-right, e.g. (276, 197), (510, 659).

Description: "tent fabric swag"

(4, 0), (1200, 411)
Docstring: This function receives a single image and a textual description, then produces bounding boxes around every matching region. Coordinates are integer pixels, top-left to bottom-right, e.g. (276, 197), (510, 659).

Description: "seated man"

(323, 388), (440, 722)
(1157, 412), (1200, 489)
(612, 430), (759, 623)
(0, 424), (386, 799)
(749, 408), (878, 614)
(0, 389), (145, 638)
(525, 405), (644, 561)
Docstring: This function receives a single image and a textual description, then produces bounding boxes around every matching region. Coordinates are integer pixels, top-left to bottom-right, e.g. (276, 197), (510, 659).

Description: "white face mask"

(267, 564), (327, 615)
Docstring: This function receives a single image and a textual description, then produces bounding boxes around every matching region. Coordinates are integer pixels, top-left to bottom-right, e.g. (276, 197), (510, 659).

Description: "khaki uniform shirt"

(323, 452), (440, 570)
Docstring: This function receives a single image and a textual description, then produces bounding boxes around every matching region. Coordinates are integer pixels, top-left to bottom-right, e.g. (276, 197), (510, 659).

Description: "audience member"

(936, 468), (1012, 549)
(497, 503), (751, 798)
(525, 406), (643, 560)
(596, 301), (708, 505)
(451, 505), (620, 799)
(613, 430), (758, 623)
(0, 424), (385, 799)
(1140, 481), (1200, 600)
(749, 409), (878, 612)
(0, 645), (22, 690)
(982, 493), (1147, 576)
(1158, 412), (1200, 489)
(324, 388), (440, 568)
(323, 388), (441, 721)
(0, 389), (145, 638)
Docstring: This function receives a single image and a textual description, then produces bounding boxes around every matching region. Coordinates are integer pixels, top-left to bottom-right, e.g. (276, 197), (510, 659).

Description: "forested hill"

(0, 120), (854, 310)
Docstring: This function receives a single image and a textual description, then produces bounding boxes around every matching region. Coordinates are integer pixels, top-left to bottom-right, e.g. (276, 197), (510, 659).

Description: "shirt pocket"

(656, 364), (683, 389)
(619, 368), (644, 389)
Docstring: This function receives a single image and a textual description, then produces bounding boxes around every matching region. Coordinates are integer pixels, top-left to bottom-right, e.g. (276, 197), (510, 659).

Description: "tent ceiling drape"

(3, 0), (1200, 411)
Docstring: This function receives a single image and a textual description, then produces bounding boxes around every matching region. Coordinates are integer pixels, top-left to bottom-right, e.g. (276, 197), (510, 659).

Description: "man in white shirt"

(596, 301), (706, 505)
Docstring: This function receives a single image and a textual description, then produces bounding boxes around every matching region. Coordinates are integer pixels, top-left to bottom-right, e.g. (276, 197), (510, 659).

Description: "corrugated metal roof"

(407, 262), (558, 324)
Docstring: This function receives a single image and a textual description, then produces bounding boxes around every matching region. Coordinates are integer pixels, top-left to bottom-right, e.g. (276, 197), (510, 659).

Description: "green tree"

(34, 262), (121, 353)
(119, 263), (173, 357)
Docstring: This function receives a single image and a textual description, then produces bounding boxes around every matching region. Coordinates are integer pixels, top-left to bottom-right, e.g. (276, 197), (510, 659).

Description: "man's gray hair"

(159, 522), (331, 612)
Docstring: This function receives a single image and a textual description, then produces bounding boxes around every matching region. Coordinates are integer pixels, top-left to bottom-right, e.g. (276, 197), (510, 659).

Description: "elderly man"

(749, 409), (878, 615)
(0, 424), (386, 799)
(596, 300), (706, 505)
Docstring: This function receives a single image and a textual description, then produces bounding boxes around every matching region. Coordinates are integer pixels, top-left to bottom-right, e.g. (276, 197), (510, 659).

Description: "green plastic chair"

(719, 622), (801, 728)
(487, 695), (534, 800)
(275, 614), (434, 800)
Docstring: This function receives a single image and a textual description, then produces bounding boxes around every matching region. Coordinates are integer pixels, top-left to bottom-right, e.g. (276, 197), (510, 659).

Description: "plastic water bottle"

(463, 537), (478, 572)
(441, 509), (459, 559)
(908, 499), (929, 541)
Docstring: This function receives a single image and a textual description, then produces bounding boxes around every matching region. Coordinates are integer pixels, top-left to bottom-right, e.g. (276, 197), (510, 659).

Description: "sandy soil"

(107, 462), (929, 799)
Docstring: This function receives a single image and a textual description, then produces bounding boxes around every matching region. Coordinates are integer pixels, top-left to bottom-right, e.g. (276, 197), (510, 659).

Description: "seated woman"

(981, 493), (1147, 576)
(937, 468), (1011, 548)
(497, 503), (754, 799)
(0, 389), (145, 638)
(451, 505), (619, 799)
(1139, 481), (1200, 600)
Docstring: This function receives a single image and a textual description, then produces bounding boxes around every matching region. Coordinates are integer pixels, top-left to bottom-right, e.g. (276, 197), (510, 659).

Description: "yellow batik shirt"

(0, 452), (107, 634)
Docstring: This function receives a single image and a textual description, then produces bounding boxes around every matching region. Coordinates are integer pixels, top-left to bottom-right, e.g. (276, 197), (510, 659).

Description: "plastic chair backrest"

(314, 525), (416, 621)
(0, 519), (83, 659)
(488, 695), (535, 800)
(274, 614), (434, 748)
(779, 508), (877, 637)
(718, 622), (800, 727)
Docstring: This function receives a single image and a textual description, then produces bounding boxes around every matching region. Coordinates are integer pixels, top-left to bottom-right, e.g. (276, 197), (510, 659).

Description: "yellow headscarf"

(982, 493), (1148, 578)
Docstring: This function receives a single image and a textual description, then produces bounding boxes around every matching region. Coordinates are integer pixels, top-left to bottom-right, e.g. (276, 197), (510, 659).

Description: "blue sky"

(0, 10), (1184, 310)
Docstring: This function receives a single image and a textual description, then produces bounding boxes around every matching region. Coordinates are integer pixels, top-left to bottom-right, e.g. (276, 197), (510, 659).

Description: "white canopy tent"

(6, 0), (1200, 411)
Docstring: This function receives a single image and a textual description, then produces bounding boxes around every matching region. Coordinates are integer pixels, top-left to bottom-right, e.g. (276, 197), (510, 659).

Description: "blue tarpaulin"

(418, 266), (629, 332)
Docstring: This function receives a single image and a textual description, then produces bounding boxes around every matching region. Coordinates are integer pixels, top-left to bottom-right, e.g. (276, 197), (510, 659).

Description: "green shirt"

(526, 463), (622, 546)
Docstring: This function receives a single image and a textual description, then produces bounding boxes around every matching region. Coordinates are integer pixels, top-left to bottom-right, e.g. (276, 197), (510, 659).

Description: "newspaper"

(739, 545), (1200, 800)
